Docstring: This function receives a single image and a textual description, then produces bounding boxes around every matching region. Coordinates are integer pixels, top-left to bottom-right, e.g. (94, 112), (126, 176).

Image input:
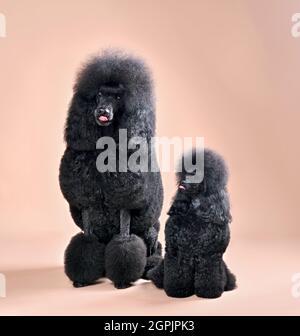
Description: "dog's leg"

(105, 209), (147, 289)
(64, 209), (105, 288)
(147, 258), (164, 288)
(163, 252), (194, 298)
(141, 225), (162, 279)
(142, 240), (162, 279)
(223, 261), (237, 291)
(194, 254), (225, 299)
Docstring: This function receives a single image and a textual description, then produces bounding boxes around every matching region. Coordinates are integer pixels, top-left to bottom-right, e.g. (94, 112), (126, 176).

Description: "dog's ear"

(197, 190), (231, 225)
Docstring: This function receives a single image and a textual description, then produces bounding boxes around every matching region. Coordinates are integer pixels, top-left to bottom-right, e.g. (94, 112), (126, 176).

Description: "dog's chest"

(59, 149), (103, 205)
(169, 216), (224, 254)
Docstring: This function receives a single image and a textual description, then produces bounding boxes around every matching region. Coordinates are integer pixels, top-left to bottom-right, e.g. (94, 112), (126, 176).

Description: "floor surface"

(0, 238), (299, 315)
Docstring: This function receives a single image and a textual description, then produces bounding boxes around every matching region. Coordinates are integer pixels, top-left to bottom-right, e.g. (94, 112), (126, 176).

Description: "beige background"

(0, 0), (300, 315)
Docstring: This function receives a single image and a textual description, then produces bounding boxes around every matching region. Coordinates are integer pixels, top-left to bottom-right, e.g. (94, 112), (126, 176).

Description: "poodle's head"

(93, 82), (125, 127)
(65, 50), (155, 150)
(175, 148), (229, 198)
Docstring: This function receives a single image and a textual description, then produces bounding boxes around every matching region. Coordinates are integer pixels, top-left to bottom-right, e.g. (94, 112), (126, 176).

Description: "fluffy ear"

(64, 93), (100, 150)
(117, 56), (156, 141)
(119, 106), (155, 142)
(195, 190), (232, 225)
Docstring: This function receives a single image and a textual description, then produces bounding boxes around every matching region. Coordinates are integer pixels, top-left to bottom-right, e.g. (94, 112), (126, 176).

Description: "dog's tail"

(224, 262), (237, 291)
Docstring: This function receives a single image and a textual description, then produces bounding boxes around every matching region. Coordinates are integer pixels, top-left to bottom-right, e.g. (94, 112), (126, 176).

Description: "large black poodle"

(59, 50), (163, 289)
(148, 149), (236, 298)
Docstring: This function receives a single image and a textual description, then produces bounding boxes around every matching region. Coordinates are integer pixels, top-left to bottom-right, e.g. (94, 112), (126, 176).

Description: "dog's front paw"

(165, 287), (194, 298)
(195, 286), (223, 299)
(114, 282), (132, 289)
(73, 281), (91, 288)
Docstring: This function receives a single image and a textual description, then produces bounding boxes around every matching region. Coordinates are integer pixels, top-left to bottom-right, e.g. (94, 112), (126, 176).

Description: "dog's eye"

(116, 96), (121, 100)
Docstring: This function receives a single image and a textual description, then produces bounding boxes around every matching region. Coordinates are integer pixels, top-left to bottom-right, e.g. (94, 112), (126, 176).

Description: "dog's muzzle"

(94, 106), (113, 126)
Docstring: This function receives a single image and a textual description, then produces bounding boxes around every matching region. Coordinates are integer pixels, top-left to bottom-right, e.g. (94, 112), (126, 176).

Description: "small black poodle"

(59, 50), (163, 289)
(148, 149), (236, 298)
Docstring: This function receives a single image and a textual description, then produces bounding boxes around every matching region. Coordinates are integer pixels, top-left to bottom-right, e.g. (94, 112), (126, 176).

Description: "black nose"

(99, 107), (112, 114)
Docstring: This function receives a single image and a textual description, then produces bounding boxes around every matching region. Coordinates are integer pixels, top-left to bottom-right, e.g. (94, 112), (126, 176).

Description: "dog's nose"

(99, 107), (112, 114)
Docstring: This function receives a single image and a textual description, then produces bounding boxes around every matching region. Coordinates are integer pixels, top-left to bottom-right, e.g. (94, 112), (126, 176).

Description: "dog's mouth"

(178, 183), (187, 192)
(95, 112), (113, 126)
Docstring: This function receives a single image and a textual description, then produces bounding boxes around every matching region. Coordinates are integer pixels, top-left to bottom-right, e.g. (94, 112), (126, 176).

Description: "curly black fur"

(105, 234), (147, 288)
(148, 148), (236, 298)
(64, 233), (105, 286)
(59, 50), (163, 288)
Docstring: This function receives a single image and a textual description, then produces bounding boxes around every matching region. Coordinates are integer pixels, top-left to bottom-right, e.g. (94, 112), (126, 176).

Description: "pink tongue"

(179, 185), (186, 190)
(99, 115), (109, 122)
